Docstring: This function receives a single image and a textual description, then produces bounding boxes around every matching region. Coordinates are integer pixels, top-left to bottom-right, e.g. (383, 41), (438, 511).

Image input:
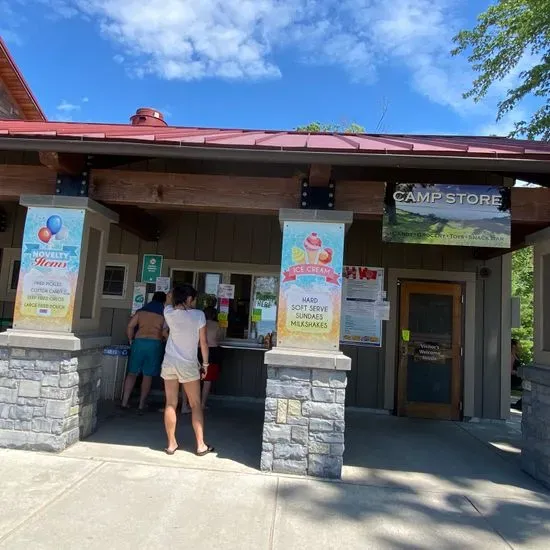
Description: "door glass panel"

(227, 274), (252, 339)
(251, 276), (279, 339)
(172, 270), (194, 287)
(406, 293), (453, 404)
(196, 272), (221, 310)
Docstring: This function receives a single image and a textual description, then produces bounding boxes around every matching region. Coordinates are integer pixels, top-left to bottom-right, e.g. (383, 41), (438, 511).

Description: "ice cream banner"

(277, 221), (345, 351)
(14, 207), (85, 333)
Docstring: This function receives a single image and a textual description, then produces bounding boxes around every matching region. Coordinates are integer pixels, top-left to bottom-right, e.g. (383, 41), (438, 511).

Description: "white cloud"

(52, 97), (90, 121)
(56, 100), (81, 113)
(8, 0), (540, 135)
(39, 0), (458, 87)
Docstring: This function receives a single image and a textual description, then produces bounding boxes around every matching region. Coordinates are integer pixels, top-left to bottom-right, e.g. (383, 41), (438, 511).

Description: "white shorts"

(161, 356), (200, 384)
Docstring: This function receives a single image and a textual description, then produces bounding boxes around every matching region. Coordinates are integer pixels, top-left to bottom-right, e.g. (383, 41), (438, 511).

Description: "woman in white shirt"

(161, 285), (214, 456)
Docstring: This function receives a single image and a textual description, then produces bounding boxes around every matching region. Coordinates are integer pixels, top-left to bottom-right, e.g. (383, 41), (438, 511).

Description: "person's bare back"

(134, 311), (164, 340)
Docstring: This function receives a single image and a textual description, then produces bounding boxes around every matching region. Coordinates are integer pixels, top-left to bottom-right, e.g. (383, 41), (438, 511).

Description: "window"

(168, 264), (279, 342)
(251, 276), (279, 339)
(172, 270), (194, 287)
(197, 272), (221, 309)
(102, 265), (127, 297)
(227, 274), (252, 339)
(9, 260), (21, 291)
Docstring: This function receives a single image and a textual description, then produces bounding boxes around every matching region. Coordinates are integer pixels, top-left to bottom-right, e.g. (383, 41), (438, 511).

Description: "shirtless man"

(121, 292), (166, 413)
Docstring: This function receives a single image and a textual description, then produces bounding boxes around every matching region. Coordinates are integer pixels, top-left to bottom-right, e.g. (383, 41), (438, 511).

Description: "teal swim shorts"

(128, 338), (164, 377)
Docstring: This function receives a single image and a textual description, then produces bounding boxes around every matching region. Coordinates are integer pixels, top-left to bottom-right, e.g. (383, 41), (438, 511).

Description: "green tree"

(511, 246), (534, 363)
(452, 0), (550, 140)
(296, 122), (366, 133)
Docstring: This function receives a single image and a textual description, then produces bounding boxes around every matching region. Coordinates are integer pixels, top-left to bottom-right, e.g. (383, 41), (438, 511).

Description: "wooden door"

(397, 281), (463, 420)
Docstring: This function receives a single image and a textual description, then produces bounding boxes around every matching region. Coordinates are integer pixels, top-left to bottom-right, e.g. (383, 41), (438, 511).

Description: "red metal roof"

(0, 119), (549, 159)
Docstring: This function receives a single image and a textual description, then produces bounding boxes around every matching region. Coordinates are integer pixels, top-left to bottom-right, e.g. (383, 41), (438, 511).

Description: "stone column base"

(0, 335), (104, 452)
(261, 348), (351, 479)
(521, 365), (550, 488)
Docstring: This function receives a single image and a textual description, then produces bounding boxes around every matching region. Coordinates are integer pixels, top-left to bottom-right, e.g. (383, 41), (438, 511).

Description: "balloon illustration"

(55, 226), (68, 241)
(46, 215), (63, 235)
(38, 227), (52, 243)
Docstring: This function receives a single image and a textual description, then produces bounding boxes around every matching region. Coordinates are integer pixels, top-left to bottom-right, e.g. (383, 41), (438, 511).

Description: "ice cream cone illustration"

(291, 246), (306, 264)
(304, 232), (322, 264)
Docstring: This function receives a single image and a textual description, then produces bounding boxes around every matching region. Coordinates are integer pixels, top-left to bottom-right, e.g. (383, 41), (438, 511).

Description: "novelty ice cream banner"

(277, 221), (345, 351)
(14, 207), (85, 333)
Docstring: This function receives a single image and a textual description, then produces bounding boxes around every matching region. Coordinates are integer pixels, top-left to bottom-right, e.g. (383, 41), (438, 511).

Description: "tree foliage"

(452, 0), (550, 141)
(296, 122), (366, 133)
(511, 246), (534, 363)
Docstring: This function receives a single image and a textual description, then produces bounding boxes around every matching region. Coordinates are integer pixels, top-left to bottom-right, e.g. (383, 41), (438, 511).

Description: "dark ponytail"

(172, 284), (197, 306)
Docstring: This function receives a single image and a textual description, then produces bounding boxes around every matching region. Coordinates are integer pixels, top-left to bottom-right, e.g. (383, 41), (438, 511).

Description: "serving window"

(169, 263), (279, 343)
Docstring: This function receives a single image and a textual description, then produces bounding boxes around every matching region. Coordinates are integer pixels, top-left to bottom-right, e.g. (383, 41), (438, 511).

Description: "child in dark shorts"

(200, 306), (222, 409)
(181, 306), (222, 413)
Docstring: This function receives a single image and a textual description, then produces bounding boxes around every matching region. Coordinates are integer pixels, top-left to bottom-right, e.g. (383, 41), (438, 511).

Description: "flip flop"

(164, 446), (179, 455)
(196, 445), (215, 457)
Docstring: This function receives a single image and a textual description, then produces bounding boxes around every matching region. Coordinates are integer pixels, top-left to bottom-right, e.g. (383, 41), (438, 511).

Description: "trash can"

(101, 345), (130, 401)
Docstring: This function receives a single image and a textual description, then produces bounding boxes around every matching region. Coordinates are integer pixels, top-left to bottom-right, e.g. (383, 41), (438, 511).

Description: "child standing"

(200, 306), (222, 409)
(181, 305), (222, 413)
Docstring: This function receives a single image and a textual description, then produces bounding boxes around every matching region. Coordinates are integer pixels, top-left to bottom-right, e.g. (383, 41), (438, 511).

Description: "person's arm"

(162, 306), (173, 341)
(126, 313), (139, 344)
(199, 325), (209, 378)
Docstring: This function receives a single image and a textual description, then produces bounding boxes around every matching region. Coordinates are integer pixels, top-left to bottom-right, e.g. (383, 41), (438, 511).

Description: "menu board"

(340, 266), (385, 347)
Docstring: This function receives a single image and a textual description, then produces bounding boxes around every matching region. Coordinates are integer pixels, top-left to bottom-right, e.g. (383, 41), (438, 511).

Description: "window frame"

(102, 263), (129, 300)
(0, 248), (21, 302)
(101, 253), (138, 309)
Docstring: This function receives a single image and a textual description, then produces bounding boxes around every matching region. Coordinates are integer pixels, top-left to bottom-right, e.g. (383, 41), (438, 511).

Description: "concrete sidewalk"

(1, 409), (550, 549)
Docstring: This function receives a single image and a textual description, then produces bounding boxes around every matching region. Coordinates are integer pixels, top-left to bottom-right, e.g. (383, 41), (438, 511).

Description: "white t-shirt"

(163, 306), (206, 364)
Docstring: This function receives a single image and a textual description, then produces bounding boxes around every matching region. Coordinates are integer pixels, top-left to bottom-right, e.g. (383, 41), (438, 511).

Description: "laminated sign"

(277, 221), (345, 351)
(141, 255), (163, 283)
(383, 184), (511, 248)
(14, 207), (85, 333)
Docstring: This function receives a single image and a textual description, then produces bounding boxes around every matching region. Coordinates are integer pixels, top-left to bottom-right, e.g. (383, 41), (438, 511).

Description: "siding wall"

(0, 205), (507, 418)
(0, 81), (23, 120)
(0, 202), (26, 325)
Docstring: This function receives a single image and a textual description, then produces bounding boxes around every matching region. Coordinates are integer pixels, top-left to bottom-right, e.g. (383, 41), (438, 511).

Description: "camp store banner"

(382, 184), (511, 248)
(277, 221), (344, 351)
(14, 207), (85, 332)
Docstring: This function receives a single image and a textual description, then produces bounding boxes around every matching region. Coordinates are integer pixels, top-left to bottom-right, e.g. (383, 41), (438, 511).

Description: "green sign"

(141, 254), (163, 283)
(252, 308), (262, 322)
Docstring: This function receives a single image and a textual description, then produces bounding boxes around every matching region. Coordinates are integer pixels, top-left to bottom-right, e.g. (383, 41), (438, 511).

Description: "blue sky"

(0, 0), (537, 135)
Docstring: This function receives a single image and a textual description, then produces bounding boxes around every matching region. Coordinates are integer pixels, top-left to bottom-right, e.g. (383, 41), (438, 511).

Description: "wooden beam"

(510, 187), (550, 224)
(308, 164), (332, 186)
(338, 181), (385, 217)
(107, 205), (161, 242)
(0, 164), (55, 199)
(90, 169), (302, 213)
(39, 152), (87, 175)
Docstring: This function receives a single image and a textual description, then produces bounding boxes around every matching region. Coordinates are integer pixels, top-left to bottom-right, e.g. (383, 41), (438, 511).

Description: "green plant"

(511, 246), (534, 363)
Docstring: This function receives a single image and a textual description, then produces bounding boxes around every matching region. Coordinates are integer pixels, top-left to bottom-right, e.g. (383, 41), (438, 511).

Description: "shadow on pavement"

(88, 400), (264, 470)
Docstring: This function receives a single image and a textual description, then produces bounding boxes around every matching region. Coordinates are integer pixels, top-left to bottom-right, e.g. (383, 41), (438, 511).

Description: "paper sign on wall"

(132, 283), (147, 315)
(340, 266), (385, 347)
(155, 277), (171, 292)
(217, 284), (235, 299)
(252, 308), (262, 322)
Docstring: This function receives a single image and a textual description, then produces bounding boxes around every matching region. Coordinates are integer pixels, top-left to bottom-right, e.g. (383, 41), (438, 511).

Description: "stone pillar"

(0, 196), (117, 451)
(522, 229), (550, 488)
(261, 209), (352, 479)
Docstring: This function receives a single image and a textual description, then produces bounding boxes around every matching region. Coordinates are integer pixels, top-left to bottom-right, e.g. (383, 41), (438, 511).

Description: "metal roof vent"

(130, 107), (167, 127)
